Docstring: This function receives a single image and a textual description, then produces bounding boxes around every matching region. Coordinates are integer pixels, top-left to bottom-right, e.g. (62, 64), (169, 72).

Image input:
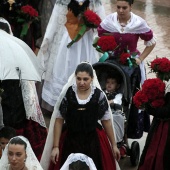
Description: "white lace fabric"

(0, 136), (43, 170)
(21, 81), (46, 128)
(60, 153), (97, 170)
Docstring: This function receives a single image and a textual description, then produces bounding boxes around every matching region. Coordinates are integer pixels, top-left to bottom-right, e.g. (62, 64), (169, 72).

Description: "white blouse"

(56, 85), (111, 120)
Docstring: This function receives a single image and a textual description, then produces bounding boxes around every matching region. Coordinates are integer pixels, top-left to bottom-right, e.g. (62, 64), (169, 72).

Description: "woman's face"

(116, 1), (131, 20)
(76, 72), (93, 91)
(8, 144), (26, 170)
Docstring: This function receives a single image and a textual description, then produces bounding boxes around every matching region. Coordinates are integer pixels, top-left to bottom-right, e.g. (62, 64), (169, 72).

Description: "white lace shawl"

(100, 12), (156, 46)
(37, 0), (105, 81)
(0, 136), (43, 170)
(21, 81), (46, 128)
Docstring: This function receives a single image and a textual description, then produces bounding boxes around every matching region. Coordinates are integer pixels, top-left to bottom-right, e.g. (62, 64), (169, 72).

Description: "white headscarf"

(40, 62), (119, 170)
(0, 136), (43, 170)
(60, 153), (97, 170)
(0, 17), (13, 35)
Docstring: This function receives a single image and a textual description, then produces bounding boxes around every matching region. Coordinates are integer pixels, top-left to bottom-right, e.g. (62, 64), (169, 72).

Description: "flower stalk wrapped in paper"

(119, 47), (138, 68)
(133, 78), (165, 110)
(93, 35), (118, 62)
(16, 5), (39, 38)
(67, 10), (101, 48)
(148, 57), (170, 81)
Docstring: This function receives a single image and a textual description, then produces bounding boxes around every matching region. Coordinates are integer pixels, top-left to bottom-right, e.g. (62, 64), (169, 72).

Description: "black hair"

(0, 22), (10, 34)
(9, 137), (27, 150)
(75, 63), (93, 78)
(117, 0), (134, 5)
(0, 126), (16, 140)
(69, 160), (89, 170)
(106, 73), (122, 85)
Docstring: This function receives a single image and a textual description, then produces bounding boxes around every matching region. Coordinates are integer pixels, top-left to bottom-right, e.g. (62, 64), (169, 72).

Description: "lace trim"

(144, 36), (156, 46)
(72, 84), (96, 104)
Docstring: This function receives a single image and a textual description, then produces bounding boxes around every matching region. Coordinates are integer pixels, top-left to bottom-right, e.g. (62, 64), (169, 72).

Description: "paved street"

(43, 1), (170, 169)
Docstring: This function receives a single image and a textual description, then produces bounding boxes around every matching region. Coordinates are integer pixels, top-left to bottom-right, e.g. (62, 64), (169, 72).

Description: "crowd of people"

(0, 0), (169, 170)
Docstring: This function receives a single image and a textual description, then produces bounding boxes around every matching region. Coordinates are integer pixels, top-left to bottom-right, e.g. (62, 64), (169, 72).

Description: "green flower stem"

(67, 24), (87, 48)
(20, 23), (29, 38)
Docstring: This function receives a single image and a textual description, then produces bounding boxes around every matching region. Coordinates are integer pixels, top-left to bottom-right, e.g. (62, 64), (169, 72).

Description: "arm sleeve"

(98, 92), (111, 120)
(97, 25), (110, 37)
(139, 30), (156, 46)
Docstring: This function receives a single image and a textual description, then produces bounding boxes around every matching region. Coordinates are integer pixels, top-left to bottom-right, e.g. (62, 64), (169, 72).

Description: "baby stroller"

(93, 59), (141, 166)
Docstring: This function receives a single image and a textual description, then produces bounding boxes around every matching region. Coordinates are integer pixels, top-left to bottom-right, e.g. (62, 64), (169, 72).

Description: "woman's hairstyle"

(0, 22), (10, 34)
(69, 160), (89, 170)
(117, 0), (134, 5)
(0, 126), (16, 140)
(9, 137), (27, 150)
(75, 62), (93, 78)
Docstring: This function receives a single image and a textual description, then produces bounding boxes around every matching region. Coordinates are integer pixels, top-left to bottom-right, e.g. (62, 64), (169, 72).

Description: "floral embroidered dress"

(48, 85), (117, 170)
(98, 12), (156, 84)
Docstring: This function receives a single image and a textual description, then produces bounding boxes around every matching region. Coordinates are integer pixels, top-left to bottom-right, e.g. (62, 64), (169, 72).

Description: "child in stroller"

(104, 74), (126, 158)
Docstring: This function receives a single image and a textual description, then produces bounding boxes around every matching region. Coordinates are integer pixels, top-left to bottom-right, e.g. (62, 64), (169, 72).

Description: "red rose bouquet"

(93, 35), (118, 62)
(133, 78), (165, 109)
(67, 10), (101, 48)
(148, 57), (170, 81)
(119, 48), (138, 68)
(16, 5), (39, 38)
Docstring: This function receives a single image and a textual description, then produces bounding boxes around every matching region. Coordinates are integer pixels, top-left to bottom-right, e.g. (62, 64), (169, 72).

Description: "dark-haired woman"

(41, 62), (120, 170)
(37, 0), (105, 112)
(98, 0), (156, 138)
(0, 136), (43, 170)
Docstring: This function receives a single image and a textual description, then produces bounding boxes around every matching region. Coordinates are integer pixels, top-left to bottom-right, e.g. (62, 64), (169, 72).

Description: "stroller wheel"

(130, 141), (140, 166)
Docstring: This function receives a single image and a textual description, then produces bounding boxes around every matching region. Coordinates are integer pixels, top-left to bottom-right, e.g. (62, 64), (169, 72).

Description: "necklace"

(117, 17), (131, 32)
(11, 165), (26, 170)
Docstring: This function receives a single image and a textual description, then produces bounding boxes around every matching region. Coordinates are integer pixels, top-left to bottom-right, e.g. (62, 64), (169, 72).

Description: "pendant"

(121, 27), (124, 32)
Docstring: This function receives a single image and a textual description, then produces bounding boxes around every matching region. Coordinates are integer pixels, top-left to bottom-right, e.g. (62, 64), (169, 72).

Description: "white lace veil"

(0, 17), (13, 35)
(0, 136), (43, 170)
(37, 0), (105, 81)
(40, 62), (119, 170)
(60, 153), (97, 170)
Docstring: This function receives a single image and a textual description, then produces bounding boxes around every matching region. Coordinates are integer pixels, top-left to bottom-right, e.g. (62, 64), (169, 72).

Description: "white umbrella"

(0, 30), (44, 81)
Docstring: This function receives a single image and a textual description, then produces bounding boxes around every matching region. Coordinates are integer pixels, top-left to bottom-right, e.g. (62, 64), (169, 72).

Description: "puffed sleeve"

(56, 96), (68, 119)
(98, 92), (111, 120)
(139, 30), (156, 46)
(97, 25), (110, 37)
(146, 92), (170, 119)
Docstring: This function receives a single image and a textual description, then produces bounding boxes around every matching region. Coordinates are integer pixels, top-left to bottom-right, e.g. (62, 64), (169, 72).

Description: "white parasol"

(0, 30), (44, 81)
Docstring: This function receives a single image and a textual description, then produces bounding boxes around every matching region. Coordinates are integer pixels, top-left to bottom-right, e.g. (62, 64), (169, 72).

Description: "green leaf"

(20, 23), (29, 38)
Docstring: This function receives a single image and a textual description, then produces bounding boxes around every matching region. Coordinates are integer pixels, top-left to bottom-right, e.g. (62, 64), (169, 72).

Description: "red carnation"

(120, 53), (131, 65)
(83, 10), (101, 28)
(97, 36), (117, 52)
(21, 5), (38, 18)
(151, 98), (165, 108)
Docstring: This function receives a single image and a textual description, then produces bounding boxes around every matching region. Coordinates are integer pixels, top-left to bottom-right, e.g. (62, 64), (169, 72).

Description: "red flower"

(83, 10), (101, 28)
(21, 5), (39, 18)
(151, 98), (165, 108)
(97, 36), (117, 52)
(120, 53), (131, 65)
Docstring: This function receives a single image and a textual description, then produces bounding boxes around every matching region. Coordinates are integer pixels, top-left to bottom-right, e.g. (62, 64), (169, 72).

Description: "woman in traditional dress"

(138, 78), (170, 170)
(37, 0), (105, 112)
(97, 0), (156, 138)
(0, 0), (42, 51)
(0, 18), (47, 161)
(40, 62), (120, 170)
(0, 136), (43, 170)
